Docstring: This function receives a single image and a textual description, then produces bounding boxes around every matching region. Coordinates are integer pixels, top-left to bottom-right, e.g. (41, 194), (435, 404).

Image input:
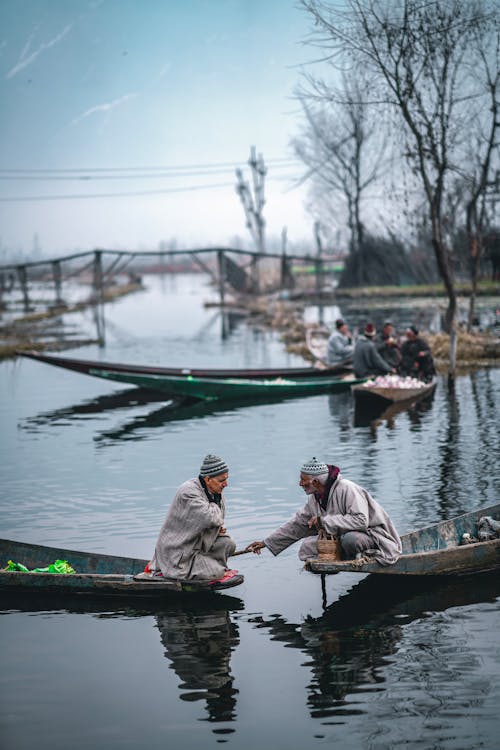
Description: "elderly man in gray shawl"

(248, 457), (401, 565)
(147, 454), (237, 581)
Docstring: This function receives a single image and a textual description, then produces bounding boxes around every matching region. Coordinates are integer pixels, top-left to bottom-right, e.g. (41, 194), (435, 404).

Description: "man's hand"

(308, 516), (323, 530)
(246, 541), (266, 554)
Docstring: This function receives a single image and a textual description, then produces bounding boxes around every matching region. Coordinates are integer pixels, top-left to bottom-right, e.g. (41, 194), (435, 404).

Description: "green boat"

(20, 351), (365, 401)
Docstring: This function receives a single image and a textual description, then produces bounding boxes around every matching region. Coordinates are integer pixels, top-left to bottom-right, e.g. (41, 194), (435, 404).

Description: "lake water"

(1, 273), (499, 750)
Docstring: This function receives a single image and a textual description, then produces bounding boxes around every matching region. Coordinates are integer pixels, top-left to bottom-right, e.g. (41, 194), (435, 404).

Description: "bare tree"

(292, 72), (384, 256)
(300, 0), (498, 376)
(462, 24), (500, 330)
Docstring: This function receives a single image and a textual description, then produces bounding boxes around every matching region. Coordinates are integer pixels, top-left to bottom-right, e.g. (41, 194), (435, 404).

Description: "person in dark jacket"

(399, 326), (436, 382)
(377, 321), (402, 370)
(353, 323), (395, 378)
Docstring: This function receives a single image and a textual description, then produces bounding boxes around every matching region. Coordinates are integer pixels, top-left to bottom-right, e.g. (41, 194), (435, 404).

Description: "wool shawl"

(149, 477), (235, 580)
(264, 473), (401, 565)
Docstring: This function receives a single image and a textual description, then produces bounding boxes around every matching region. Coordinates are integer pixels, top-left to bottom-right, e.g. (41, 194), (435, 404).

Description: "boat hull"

(92, 369), (365, 400)
(351, 378), (437, 406)
(19, 351), (365, 401)
(0, 539), (244, 596)
(306, 503), (500, 576)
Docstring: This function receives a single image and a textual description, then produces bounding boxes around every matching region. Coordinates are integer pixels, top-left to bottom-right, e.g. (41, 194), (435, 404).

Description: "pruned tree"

(300, 0), (499, 377)
(235, 146), (267, 254)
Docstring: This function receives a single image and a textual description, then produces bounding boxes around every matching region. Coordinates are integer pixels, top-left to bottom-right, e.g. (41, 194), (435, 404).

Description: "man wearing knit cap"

(147, 454), (237, 580)
(353, 322), (395, 378)
(326, 318), (354, 365)
(247, 457), (401, 565)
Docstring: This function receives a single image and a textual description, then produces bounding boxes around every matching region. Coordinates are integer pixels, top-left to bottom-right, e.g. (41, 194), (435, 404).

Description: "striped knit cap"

(300, 457), (328, 476)
(199, 454), (229, 477)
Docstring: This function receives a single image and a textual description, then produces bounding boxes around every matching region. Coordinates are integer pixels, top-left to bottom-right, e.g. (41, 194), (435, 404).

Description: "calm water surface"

(1, 274), (499, 750)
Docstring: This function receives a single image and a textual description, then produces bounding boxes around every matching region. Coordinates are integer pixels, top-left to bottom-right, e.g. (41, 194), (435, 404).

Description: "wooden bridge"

(0, 245), (342, 313)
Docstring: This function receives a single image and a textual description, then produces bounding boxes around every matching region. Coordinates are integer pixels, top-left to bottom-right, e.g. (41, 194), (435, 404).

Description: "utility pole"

(235, 146), (267, 254)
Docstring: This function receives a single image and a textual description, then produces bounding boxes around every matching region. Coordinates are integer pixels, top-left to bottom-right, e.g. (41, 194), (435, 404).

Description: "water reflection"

(19, 387), (171, 433)
(1, 591), (243, 732)
(155, 606), (240, 727)
(435, 379), (463, 517)
(22, 387), (364, 446)
(251, 571), (500, 721)
(353, 390), (436, 432)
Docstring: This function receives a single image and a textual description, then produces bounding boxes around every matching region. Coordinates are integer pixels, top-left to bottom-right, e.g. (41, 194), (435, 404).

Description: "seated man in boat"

(326, 318), (354, 365)
(247, 457), (401, 565)
(353, 322), (396, 378)
(399, 325), (436, 382)
(146, 454), (237, 581)
(376, 320), (402, 370)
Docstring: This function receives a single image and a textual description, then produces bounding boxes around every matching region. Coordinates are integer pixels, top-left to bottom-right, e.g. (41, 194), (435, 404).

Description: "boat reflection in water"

(353, 388), (436, 430)
(253, 570), (500, 721)
(1, 591), (243, 735)
(155, 598), (242, 731)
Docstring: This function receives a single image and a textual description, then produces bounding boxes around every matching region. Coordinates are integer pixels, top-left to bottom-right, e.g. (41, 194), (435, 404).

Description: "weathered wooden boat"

(20, 351), (365, 401)
(351, 376), (437, 408)
(0, 539), (244, 597)
(306, 503), (500, 576)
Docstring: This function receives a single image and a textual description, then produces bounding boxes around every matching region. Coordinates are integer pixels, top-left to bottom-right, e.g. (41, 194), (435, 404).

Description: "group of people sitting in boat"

(327, 318), (436, 382)
(146, 453), (402, 584)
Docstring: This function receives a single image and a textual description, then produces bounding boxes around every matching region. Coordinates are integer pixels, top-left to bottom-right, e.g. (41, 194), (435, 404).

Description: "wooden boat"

(351, 376), (437, 407)
(305, 503), (500, 576)
(0, 539), (244, 597)
(305, 325), (330, 364)
(21, 350), (350, 381)
(20, 351), (365, 401)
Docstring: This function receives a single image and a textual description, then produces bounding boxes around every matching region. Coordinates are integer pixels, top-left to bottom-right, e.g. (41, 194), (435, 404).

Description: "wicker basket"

(317, 529), (341, 560)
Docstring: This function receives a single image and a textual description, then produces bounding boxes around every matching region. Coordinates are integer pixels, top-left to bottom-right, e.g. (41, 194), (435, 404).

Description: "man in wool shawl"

(148, 454), (237, 580)
(248, 457), (401, 565)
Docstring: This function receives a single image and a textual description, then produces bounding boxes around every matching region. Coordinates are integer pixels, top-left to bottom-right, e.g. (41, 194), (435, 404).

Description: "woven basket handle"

(318, 528), (337, 541)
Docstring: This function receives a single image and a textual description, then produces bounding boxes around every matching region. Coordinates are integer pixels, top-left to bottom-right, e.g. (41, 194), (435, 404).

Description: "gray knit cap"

(300, 457), (328, 476)
(199, 454), (229, 477)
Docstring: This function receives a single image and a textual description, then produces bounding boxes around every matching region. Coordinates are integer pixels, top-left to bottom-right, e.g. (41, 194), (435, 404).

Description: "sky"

(0, 0), (318, 259)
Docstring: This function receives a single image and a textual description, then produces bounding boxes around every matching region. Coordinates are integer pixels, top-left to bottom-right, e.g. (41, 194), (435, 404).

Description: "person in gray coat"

(326, 318), (354, 365)
(247, 457), (401, 565)
(147, 454), (237, 581)
(353, 322), (395, 378)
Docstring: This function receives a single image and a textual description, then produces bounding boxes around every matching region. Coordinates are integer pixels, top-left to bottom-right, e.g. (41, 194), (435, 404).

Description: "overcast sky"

(0, 0), (318, 259)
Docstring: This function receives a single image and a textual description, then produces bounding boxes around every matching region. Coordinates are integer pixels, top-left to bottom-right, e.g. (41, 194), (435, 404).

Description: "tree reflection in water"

(155, 597), (242, 730)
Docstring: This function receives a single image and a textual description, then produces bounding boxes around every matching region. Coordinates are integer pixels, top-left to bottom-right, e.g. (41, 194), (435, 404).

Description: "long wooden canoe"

(0, 539), (244, 596)
(20, 351), (366, 401)
(20, 350), (350, 381)
(351, 377), (437, 407)
(305, 503), (500, 576)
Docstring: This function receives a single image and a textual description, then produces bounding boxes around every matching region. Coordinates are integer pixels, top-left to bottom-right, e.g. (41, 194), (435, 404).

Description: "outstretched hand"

(246, 541), (266, 555)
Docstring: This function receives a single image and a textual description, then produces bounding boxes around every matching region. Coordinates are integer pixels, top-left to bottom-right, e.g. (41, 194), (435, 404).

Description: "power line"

(0, 157), (299, 176)
(0, 172), (302, 202)
(0, 163), (299, 182)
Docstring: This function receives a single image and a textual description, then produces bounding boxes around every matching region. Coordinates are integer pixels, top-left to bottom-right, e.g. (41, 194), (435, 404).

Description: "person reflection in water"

(247, 457), (401, 564)
(155, 607), (239, 724)
(146, 454), (238, 581)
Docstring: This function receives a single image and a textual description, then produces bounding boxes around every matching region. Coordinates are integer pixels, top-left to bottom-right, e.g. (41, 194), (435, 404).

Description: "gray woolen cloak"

(263, 474), (402, 565)
(149, 477), (236, 580)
